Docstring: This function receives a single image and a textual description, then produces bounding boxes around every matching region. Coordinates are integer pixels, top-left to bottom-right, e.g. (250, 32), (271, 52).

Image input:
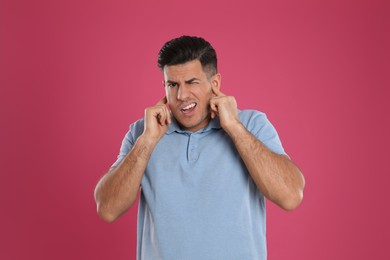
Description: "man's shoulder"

(238, 109), (278, 136)
(130, 117), (145, 126)
(126, 117), (145, 139)
(238, 109), (267, 123)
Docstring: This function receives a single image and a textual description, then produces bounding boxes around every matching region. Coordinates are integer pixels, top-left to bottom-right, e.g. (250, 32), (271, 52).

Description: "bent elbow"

(282, 169), (305, 211)
(280, 189), (304, 211)
(96, 203), (119, 223)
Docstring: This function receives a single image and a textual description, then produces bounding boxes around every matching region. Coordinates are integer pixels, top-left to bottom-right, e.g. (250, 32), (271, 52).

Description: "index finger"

(156, 96), (167, 105)
(211, 84), (225, 97)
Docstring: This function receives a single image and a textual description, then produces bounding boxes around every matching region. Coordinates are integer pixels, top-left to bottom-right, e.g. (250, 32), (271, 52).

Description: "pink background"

(1, 0), (389, 259)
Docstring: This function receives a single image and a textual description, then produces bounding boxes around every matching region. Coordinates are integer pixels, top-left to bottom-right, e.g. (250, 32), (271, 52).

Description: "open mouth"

(181, 102), (197, 112)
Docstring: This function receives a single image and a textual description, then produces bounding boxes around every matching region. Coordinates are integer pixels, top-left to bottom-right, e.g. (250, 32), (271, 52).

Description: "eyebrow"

(185, 77), (200, 84)
(166, 78), (201, 85)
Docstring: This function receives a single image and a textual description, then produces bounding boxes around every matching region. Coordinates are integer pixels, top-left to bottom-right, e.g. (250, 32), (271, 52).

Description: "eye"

(187, 80), (200, 85)
(167, 82), (178, 88)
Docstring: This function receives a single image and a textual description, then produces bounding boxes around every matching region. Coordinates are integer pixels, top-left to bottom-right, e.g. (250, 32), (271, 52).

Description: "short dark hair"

(157, 36), (218, 78)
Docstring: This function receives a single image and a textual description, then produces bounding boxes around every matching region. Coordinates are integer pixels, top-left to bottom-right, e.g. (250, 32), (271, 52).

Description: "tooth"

(183, 103), (195, 110)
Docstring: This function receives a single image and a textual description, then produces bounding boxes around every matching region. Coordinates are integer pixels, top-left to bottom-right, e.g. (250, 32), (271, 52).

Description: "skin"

(94, 59), (305, 222)
(163, 59), (220, 132)
(210, 86), (305, 210)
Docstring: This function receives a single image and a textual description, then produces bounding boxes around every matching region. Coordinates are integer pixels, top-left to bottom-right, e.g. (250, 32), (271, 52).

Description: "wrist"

(138, 133), (160, 148)
(224, 120), (245, 138)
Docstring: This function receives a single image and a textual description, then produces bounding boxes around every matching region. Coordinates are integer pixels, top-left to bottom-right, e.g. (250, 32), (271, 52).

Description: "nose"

(176, 85), (190, 101)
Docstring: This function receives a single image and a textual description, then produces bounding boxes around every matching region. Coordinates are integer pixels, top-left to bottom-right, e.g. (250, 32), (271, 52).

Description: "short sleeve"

(239, 110), (287, 156)
(111, 118), (145, 168)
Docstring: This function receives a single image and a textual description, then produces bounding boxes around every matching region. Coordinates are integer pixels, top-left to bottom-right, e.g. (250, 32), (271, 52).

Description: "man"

(94, 36), (305, 259)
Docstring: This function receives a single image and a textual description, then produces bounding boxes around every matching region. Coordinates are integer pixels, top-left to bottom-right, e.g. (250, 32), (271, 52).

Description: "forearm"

(226, 123), (305, 211)
(94, 135), (157, 222)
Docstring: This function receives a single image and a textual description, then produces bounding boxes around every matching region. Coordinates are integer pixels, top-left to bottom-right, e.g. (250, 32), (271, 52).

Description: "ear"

(211, 73), (221, 91)
(161, 80), (165, 87)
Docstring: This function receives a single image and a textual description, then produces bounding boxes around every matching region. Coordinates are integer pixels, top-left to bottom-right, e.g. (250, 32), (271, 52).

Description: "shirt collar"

(166, 116), (222, 135)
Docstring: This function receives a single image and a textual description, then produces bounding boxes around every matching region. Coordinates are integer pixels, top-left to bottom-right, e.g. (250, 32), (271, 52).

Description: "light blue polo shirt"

(112, 110), (287, 260)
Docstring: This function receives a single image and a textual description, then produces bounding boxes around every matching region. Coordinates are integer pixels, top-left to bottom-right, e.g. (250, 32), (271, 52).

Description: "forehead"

(163, 60), (206, 81)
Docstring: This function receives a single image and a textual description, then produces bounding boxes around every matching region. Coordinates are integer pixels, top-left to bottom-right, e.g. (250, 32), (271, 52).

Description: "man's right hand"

(95, 97), (171, 222)
(142, 97), (171, 142)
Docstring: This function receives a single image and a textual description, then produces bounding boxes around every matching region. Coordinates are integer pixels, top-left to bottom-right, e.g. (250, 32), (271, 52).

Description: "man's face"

(163, 59), (221, 132)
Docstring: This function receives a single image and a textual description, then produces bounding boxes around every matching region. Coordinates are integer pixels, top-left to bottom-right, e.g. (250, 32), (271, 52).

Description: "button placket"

(187, 134), (199, 162)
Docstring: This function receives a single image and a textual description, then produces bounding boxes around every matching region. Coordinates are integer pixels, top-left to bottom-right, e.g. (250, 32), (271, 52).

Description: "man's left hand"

(210, 85), (241, 132)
